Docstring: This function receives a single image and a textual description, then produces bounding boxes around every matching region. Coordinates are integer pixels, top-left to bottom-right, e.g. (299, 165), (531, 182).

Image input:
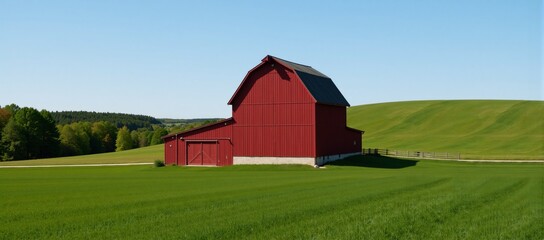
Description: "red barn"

(163, 55), (363, 166)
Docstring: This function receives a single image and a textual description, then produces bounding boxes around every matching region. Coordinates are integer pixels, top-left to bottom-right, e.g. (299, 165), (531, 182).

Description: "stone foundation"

(233, 156), (315, 165)
(233, 152), (361, 166)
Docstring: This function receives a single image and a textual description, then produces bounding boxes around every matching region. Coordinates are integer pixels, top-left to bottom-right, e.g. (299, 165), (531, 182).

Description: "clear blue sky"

(0, 0), (541, 118)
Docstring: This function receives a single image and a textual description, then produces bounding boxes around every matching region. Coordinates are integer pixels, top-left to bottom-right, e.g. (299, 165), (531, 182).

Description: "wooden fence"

(362, 148), (461, 160)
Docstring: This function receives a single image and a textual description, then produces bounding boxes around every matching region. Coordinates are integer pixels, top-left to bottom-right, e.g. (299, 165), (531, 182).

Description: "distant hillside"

(51, 111), (161, 130)
(158, 118), (222, 126)
(347, 100), (544, 159)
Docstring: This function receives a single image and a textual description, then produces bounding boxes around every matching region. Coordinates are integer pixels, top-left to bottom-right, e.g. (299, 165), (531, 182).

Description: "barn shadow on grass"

(327, 155), (418, 169)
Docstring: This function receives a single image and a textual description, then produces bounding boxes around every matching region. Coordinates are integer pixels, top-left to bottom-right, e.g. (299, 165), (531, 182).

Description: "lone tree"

(115, 126), (132, 151)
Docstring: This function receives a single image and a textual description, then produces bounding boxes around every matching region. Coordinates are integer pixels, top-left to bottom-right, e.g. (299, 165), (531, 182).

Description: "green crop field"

(348, 100), (544, 159)
(1, 156), (542, 239)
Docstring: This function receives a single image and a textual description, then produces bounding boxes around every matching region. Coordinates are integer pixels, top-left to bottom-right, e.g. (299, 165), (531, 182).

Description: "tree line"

(0, 104), (221, 161)
(51, 111), (161, 130)
(56, 122), (168, 156)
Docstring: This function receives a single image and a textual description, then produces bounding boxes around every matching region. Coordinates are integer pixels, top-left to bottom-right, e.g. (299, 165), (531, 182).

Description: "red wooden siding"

(232, 63), (316, 157)
(164, 137), (177, 165)
(315, 104), (361, 156)
(164, 120), (233, 166)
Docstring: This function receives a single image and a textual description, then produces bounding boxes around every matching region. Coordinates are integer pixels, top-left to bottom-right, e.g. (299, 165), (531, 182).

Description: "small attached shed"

(163, 118), (234, 166)
(163, 55), (363, 166)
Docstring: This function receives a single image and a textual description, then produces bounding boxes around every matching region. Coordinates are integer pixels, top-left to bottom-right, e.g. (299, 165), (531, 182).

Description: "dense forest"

(51, 111), (161, 130)
(0, 104), (220, 161)
(0, 104), (59, 160)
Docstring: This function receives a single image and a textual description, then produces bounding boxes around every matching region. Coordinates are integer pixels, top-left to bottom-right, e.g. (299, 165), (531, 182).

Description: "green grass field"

(348, 100), (544, 159)
(1, 156), (542, 239)
(0, 144), (163, 166)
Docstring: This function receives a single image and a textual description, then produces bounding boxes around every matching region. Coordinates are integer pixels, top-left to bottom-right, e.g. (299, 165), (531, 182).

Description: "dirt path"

(394, 156), (544, 163)
(454, 159), (544, 163)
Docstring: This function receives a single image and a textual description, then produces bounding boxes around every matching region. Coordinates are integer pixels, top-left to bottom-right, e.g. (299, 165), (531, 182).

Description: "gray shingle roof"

(272, 57), (330, 79)
(271, 56), (350, 107)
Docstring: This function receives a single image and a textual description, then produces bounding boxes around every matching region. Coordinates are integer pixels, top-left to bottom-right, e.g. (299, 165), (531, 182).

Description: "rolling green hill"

(0, 144), (163, 166)
(347, 100), (544, 159)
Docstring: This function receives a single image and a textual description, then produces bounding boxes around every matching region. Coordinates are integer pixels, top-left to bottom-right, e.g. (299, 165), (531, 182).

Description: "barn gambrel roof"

(228, 55), (350, 107)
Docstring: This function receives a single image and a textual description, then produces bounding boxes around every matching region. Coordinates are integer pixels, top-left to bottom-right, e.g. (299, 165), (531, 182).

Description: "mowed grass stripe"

(422, 179), (529, 239)
(247, 178), (453, 240)
(200, 178), (450, 240)
(442, 179), (539, 239)
(69, 176), (416, 239)
(252, 177), (538, 240)
(253, 178), (502, 239)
